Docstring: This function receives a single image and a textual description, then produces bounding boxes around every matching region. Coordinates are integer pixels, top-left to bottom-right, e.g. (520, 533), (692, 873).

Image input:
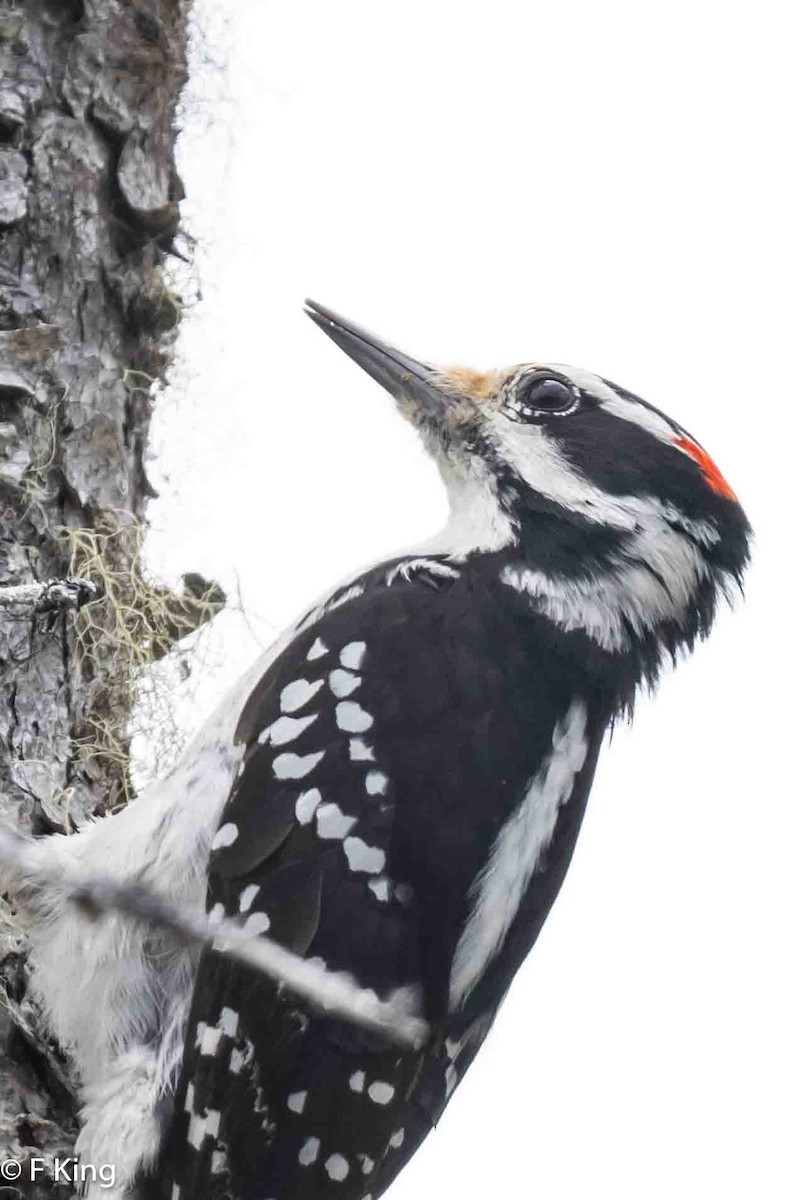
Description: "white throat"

(418, 452), (517, 560)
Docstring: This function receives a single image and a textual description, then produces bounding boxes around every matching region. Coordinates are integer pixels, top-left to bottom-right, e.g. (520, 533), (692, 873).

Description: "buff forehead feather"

(433, 366), (512, 405)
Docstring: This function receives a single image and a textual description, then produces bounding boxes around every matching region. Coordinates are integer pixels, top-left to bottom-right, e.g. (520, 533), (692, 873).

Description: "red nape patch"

(673, 437), (738, 501)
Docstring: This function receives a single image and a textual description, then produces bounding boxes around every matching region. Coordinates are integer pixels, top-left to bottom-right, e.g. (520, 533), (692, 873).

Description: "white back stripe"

(449, 700), (589, 1009)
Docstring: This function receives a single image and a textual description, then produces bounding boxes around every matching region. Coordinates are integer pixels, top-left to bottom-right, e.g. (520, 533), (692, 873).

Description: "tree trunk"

(0, 0), (194, 1189)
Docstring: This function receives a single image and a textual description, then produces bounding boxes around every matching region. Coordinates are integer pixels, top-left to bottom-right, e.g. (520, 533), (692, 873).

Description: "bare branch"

(0, 578), (97, 613)
(0, 823), (429, 1052)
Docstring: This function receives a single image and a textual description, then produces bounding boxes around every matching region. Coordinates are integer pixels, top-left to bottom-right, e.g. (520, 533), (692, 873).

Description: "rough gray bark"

(0, 0), (197, 1189)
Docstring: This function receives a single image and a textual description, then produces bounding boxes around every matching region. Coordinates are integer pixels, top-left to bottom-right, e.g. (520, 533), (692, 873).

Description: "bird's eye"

(504, 372), (579, 421)
(518, 373), (578, 414)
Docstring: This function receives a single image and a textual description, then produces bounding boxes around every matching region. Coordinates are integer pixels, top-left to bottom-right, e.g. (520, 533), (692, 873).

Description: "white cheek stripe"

(449, 700), (589, 1009)
(489, 416), (643, 530)
(488, 407), (721, 546)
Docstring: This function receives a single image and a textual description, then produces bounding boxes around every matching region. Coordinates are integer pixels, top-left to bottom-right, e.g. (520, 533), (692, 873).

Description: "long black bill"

(304, 300), (447, 419)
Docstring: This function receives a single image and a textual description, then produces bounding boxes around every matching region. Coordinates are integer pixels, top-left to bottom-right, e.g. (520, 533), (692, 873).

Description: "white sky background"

(145, 3), (798, 1197)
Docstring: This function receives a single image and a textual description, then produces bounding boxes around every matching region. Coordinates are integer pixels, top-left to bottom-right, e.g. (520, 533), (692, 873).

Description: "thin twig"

(0, 823), (429, 1051)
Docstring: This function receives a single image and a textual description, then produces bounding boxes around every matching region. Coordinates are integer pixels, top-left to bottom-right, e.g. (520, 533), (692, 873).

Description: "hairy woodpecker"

(18, 302), (749, 1200)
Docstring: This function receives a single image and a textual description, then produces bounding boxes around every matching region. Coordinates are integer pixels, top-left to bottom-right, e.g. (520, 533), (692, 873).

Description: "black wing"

(160, 563), (606, 1200)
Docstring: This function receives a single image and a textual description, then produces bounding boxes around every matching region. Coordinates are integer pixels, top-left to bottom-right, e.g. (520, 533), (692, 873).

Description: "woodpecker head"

(305, 301), (750, 670)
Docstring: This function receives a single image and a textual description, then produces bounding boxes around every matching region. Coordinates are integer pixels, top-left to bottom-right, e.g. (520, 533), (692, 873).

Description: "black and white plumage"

(18, 303), (749, 1200)
(161, 567), (607, 1200)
